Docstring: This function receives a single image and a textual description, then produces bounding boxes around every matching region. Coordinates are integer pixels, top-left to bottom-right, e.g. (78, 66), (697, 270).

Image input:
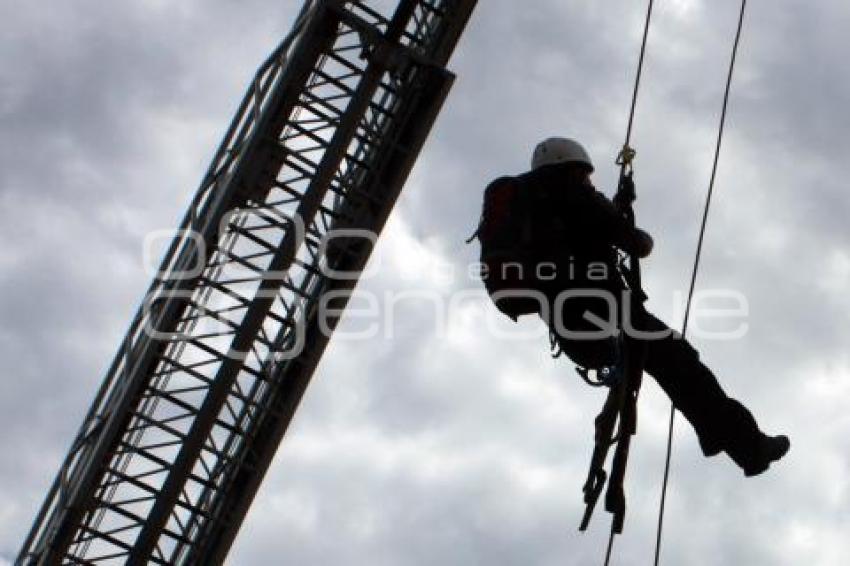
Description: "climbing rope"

(653, 2), (749, 565)
(599, 2), (656, 565)
(618, 0), (655, 180)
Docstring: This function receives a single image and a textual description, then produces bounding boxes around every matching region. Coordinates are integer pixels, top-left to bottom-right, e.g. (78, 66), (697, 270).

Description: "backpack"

(468, 176), (542, 321)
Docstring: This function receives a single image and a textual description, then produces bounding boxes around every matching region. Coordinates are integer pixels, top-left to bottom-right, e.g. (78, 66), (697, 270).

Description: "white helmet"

(531, 137), (594, 172)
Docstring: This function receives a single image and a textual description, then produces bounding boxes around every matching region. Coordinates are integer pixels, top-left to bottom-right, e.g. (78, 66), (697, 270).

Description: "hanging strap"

(604, 293), (647, 534)
(578, 168), (648, 535)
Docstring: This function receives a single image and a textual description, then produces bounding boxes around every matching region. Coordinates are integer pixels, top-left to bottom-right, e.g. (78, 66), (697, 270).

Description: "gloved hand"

(634, 229), (654, 258)
(614, 174), (637, 212)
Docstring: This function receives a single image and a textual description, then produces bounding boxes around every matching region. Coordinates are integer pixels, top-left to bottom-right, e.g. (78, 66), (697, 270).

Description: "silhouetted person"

(477, 137), (789, 476)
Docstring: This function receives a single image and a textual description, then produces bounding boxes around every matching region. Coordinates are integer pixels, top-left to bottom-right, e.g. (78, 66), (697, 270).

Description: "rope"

(602, 2), (655, 565)
(653, 2), (749, 565)
(604, 529), (616, 566)
(618, 0), (655, 179)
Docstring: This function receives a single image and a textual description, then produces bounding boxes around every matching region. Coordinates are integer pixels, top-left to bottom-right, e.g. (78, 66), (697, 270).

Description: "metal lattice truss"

(19, 1), (476, 564)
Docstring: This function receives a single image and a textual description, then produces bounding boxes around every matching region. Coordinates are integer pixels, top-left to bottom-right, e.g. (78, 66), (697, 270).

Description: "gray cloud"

(2, 1), (847, 565)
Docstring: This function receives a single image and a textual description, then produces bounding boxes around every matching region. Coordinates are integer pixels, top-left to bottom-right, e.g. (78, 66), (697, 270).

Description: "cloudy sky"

(2, 1), (849, 564)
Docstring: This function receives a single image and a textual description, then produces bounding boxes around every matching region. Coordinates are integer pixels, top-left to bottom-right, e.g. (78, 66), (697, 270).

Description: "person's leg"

(638, 312), (769, 472)
(545, 294), (619, 369)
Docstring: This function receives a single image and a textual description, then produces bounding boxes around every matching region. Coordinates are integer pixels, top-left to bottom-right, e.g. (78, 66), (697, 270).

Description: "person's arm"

(583, 189), (654, 258)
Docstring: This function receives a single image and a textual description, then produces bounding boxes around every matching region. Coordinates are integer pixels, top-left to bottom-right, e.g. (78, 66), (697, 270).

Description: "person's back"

(518, 165), (621, 285)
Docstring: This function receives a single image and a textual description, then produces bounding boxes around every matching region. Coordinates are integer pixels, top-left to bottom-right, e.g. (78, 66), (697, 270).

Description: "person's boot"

(743, 434), (790, 477)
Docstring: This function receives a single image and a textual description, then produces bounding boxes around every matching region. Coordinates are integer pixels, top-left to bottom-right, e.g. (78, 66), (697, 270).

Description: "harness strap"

(580, 386), (620, 531)
(605, 329), (646, 534)
(579, 170), (648, 535)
